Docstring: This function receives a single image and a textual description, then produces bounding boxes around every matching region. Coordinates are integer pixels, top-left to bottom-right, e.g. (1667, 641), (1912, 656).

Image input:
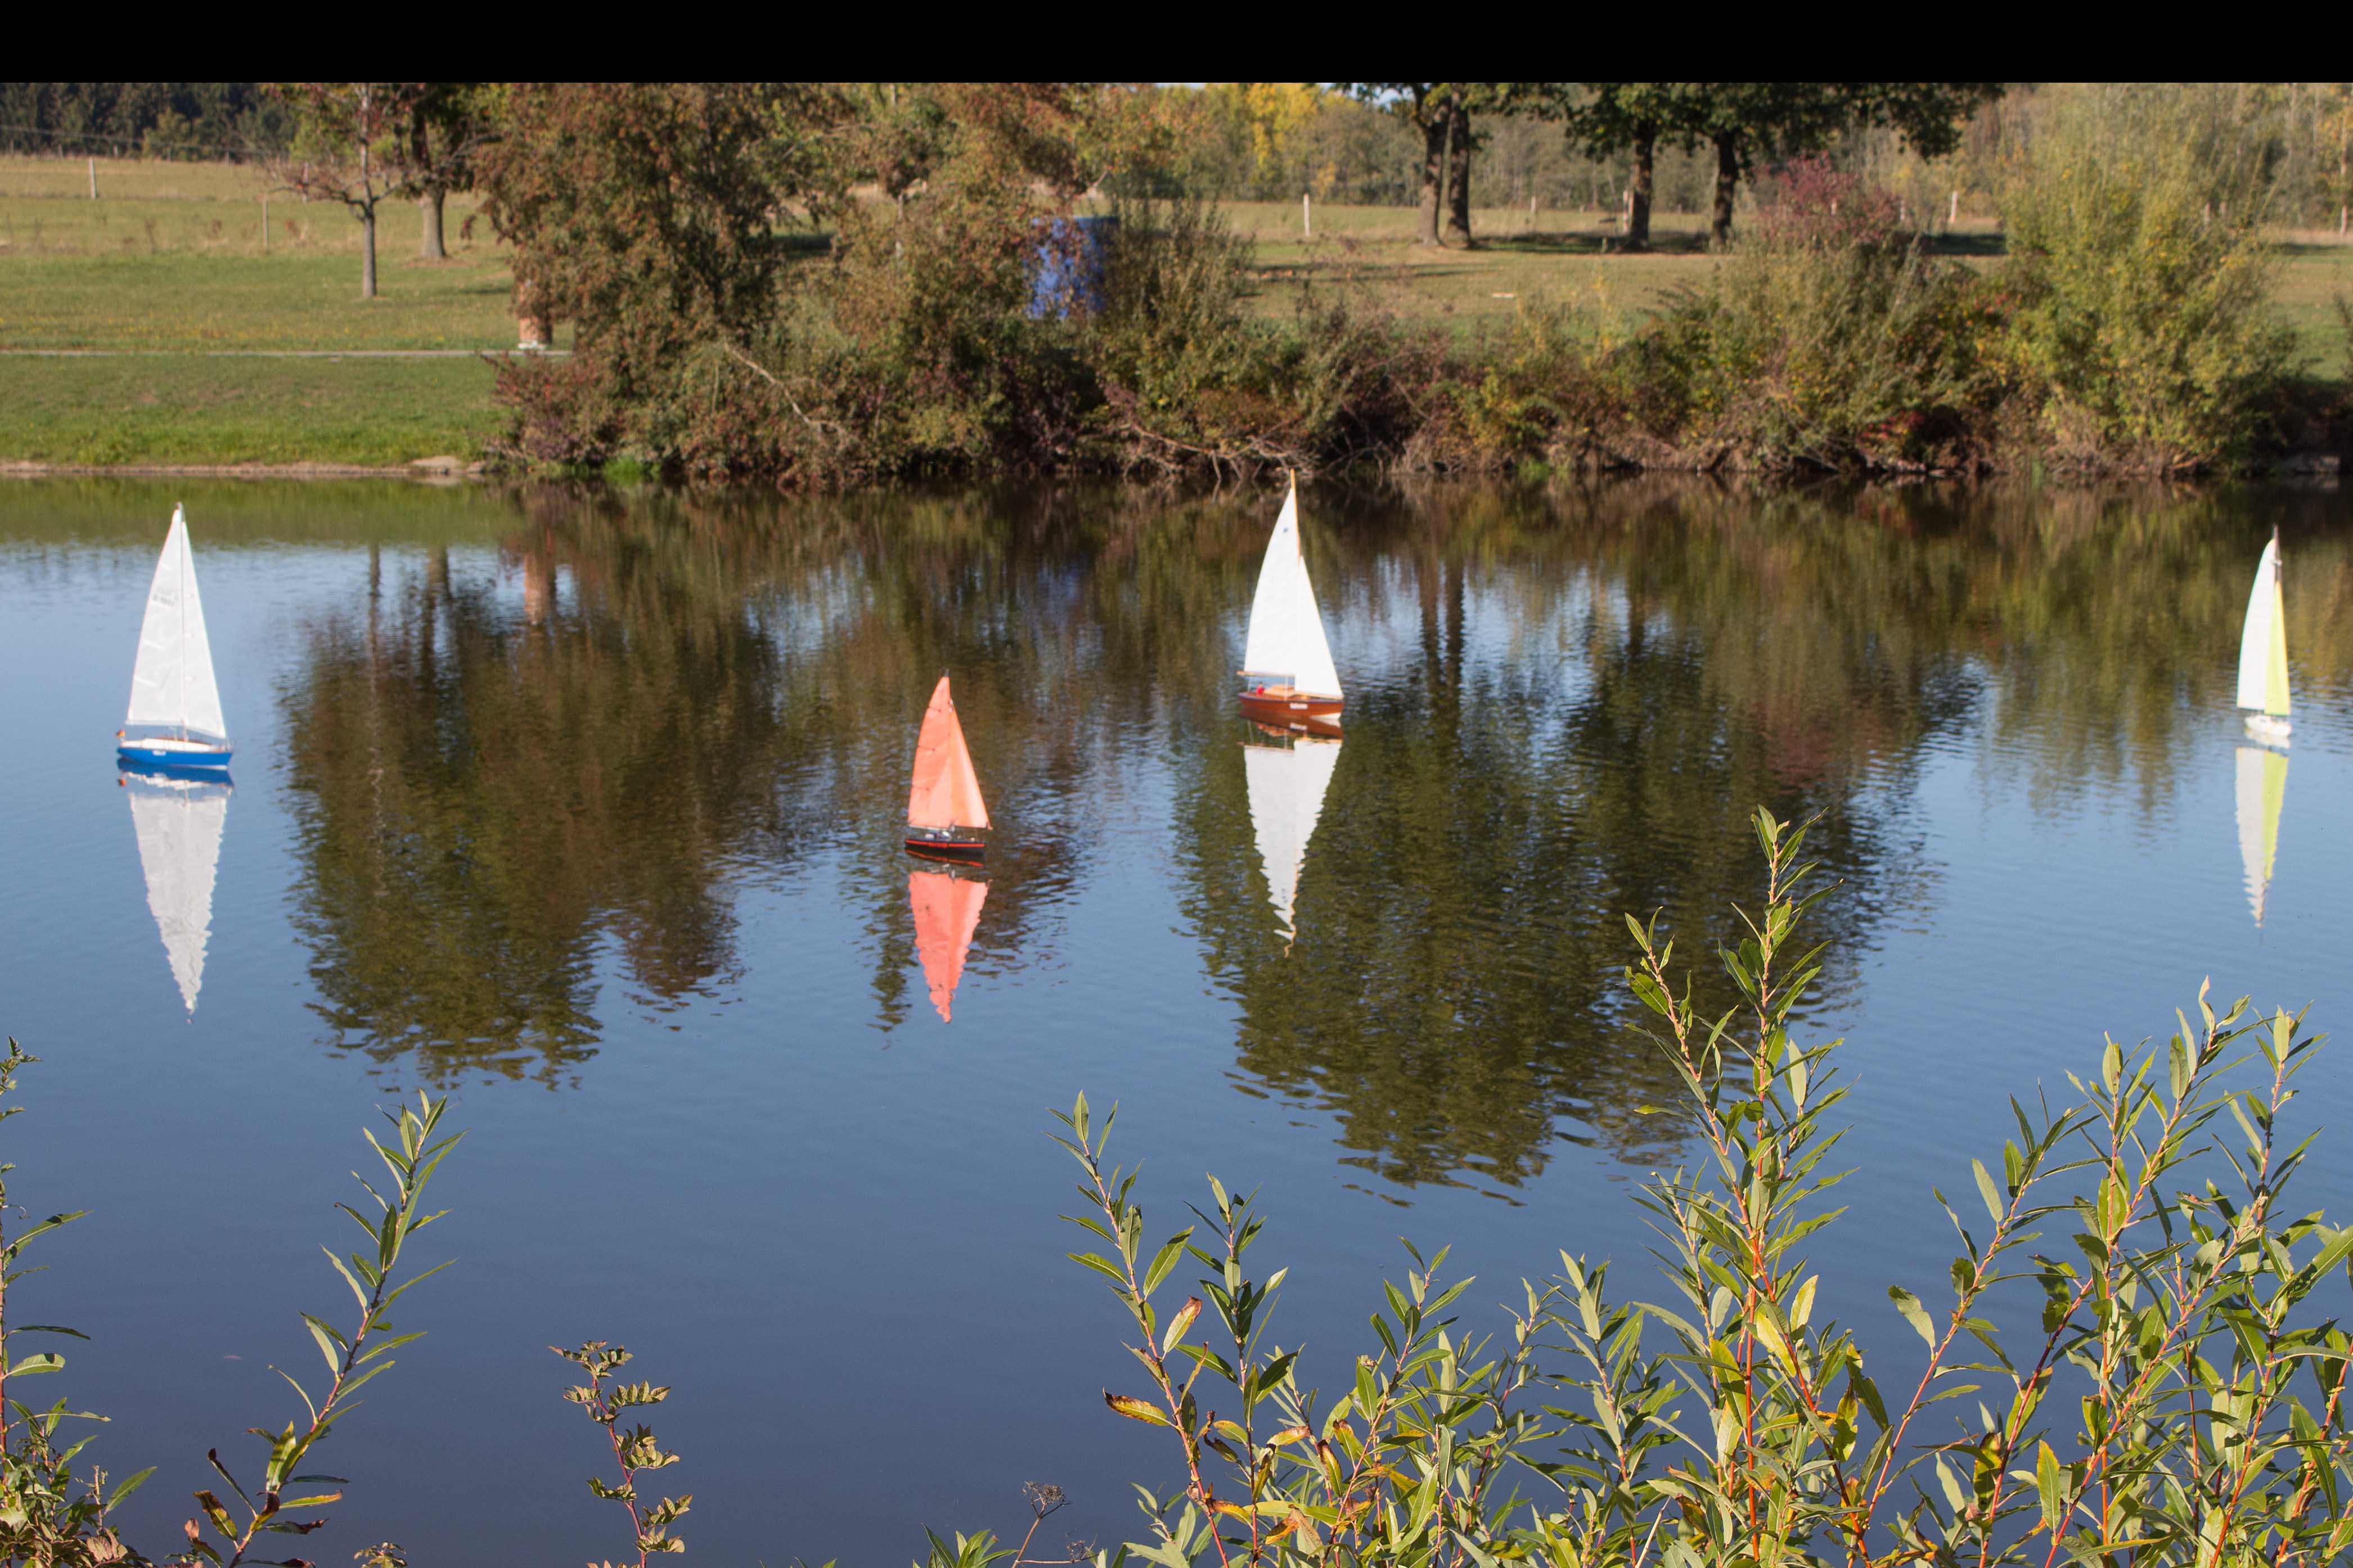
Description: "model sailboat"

(1238, 478), (1343, 726)
(2234, 744), (2287, 928)
(906, 674), (989, 863)
(909, 867), (988, 1022)
(121, 767), (230, 1013)
(1242, 730), (1341, 943)
(119, 504), (232, 770)
(2236, 529), (2291, 745)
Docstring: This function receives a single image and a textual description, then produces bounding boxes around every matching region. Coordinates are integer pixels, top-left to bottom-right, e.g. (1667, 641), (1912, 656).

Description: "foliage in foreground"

(1058, 809), (2353, 1566)
(6, 805), (2351, 1567)
(0, 1047), (460, 1568)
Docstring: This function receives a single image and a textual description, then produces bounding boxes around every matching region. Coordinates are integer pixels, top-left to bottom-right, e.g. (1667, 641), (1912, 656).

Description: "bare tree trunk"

(357, 91), (380, 299)
(1444, 100), (1476, 247)
(1414, 112), (1445, 247)
(1626, 124), (1656, 252)
(1710, 130), (1741, 247)
(418, 188), (445, 259)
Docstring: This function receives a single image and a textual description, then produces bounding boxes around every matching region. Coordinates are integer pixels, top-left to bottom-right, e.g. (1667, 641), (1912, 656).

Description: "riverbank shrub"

(1060, 809), (2353, 1567)
(479, 90), (2329, 483)
(1633, 161), (2003, 470)
(1997, 85), (2298, 472)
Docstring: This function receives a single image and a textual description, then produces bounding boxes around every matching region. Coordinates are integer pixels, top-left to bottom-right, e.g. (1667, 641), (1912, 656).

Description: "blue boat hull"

(118, 743), (232, 772)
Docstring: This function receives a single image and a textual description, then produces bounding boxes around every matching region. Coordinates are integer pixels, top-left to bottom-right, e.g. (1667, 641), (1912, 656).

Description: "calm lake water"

(2, 477), (2350, 1564)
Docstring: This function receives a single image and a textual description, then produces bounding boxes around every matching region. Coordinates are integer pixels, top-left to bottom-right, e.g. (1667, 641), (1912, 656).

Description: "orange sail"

(907, 675), (990, 830)
(909, 869), (988, 1022)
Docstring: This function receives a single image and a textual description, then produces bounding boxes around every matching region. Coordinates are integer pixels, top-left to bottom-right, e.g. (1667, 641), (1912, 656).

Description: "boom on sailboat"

(118, 505), (232, 771)
(2236, 528), (2291, 746)
(1238, 478), (1344, 726)
(905, 674), (990, 864)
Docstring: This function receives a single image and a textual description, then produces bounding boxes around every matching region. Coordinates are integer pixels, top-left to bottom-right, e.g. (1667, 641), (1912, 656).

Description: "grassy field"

(0, 157), (529, 465)
(3, 157), (2350, 467)
(1, 355), (502, 467)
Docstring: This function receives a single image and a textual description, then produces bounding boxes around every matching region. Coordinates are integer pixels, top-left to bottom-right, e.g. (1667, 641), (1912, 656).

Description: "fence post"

(1302, 192), (1310, 237)
(88, 157), (96, 199)
(262, 194), (269, 253)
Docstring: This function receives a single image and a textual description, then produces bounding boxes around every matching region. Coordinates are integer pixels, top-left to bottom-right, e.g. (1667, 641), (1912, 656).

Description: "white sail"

(125, 506), (228, 744)
(124, 770), (231, 1012)
(2235, 535), (2289, 719)
(2234, 744), (2287, 928)
(1243, 736), (1341, 941)
(1240, 482), (1342, 701)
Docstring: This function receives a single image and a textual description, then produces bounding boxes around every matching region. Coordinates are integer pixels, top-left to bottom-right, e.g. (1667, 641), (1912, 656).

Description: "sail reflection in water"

(121, 767), (230, 1013)
(908, 869), (988, 1022)
(1242, 731), (1341, 943)
(251, 482), (2353, 1180)
(2234, 744), (2288, 927)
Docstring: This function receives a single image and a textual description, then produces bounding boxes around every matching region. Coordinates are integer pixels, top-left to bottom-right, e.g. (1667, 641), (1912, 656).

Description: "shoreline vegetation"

(12, 814), (2353, 1566)
(3, 83), (2353, 482)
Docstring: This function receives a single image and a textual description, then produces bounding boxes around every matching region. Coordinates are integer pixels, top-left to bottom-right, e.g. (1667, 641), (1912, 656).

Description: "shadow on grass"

(1483, 231), (1712, 257)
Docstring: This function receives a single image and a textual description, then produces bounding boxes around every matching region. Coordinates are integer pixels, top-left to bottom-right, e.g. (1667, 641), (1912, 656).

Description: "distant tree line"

(1150, 82), (2353, 238)
(0, 82), (291, 157)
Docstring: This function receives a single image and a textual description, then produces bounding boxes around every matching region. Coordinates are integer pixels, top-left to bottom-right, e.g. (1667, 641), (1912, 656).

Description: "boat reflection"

(259, 481), (2353, 1181)
(1241, 726), (1342, 945)
(119, 760), (231, 1014)
(2234, 743), (2288, 927)
(909, 867), (988, 1022)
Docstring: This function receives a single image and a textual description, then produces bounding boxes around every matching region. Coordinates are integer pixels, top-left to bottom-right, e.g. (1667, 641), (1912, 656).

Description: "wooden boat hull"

(905, 834), (986, 866)
(1239, 690), (1342, 726)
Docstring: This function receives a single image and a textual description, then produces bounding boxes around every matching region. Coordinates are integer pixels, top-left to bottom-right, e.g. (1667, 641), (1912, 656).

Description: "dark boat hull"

(905, 835), (986, 866)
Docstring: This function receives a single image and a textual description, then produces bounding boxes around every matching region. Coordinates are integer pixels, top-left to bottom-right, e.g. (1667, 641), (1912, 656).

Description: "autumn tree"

(856, 83), (952, 220)
(476, 83), (849, 377)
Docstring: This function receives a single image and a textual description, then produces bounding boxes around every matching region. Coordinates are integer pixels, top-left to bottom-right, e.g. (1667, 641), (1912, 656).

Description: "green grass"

(0, 354), (503, 467)
(0, 156), (528, 463)
(0, 252), (531, 350)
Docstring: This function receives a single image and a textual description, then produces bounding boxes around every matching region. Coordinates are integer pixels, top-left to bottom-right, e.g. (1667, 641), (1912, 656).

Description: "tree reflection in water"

(279, 481), (2351, 1186)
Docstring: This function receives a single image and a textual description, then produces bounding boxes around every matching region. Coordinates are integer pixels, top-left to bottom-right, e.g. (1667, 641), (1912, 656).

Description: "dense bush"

(1998, 86), (2298, 472)
(1634, 163), (2002, 471)
(480, 90), (2324, 483)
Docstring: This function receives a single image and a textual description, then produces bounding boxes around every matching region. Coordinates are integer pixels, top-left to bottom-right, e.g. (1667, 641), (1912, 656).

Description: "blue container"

(1027, 215), (1118, 319)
